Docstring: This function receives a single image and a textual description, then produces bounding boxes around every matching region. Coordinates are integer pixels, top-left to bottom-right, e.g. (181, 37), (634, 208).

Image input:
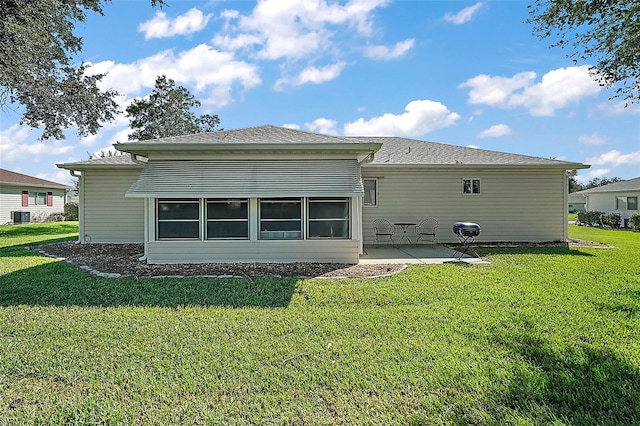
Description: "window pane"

(463, 179), (471, 194)
(309, 220), (349, 238)
(364, 179), (377, 206)
(207, 200), (247, 219)
(207, 221), (248, 239)
(261, 220), (301, 232)
(472, 180), (481, 194)
(309, 200), (349, 219)
(628, 197), (638, 210)
(260, 200), (301, 219)
(158, 221), (199, 239)
(616, 197), (626, 210)
(158, 201), (199, 220)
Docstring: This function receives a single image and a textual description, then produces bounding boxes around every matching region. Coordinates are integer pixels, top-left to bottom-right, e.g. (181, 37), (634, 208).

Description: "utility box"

(11, 211), (31, 224)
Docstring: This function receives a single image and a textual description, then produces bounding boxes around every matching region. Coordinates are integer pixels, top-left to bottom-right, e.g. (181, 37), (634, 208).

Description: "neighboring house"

(568, 192), (587, 212)
(57, 125), (589, 264)
(0, 168), (71, 224)
(581, 177), (640, 227)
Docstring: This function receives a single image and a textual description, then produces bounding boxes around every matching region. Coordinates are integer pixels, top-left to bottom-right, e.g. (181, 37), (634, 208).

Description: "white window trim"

(462, 178), (481, 195)
(363, 178), (378, 207)
(307, 197), (351, 239)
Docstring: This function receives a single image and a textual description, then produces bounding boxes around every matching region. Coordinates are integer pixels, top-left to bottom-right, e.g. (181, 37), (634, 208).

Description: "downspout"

(357, 152), (376, 255)
(130, 153), (147, 164)
(67, 170), (84, 243)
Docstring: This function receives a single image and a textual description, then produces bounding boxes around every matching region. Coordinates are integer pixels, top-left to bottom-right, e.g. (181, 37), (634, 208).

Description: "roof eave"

(364, 163), (590, 169)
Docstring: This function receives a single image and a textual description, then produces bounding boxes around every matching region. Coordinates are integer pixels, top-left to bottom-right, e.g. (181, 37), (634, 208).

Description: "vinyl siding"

(0, 186), (66, 224)
(586, 191), (640, 212)
(362, 167), (567, 243)
(82, 169), (144, 243)
(147, 240), (359, 264)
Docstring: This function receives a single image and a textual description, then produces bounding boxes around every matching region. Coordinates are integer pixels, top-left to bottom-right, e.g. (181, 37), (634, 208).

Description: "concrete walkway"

(359, 244), (490, 265)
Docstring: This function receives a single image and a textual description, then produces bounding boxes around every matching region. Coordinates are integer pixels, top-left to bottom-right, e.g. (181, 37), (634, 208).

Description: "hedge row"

(577, 211), (640, 231)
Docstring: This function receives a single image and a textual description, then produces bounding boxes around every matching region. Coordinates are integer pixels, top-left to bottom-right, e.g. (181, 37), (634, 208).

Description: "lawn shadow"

(484, 318), (640, 425)
(0, 260), (299, 309)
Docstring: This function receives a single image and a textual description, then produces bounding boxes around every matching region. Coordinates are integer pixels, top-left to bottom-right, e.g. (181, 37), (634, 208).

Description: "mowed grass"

(1, 223), (639, 425)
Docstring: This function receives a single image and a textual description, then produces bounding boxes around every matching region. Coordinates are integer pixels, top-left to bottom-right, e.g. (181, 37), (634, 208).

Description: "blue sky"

(1, 0), (639, 186)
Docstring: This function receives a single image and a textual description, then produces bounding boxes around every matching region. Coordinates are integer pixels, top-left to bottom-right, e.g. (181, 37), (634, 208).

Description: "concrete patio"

(359, 244), (490, 265)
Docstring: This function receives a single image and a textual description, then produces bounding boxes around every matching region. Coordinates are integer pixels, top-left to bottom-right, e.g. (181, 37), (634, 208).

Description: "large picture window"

(260, 198), (302, 240)
(308, 198), (350, 239)
(157, 199), (200, 239)
(207, 199), (249, 239)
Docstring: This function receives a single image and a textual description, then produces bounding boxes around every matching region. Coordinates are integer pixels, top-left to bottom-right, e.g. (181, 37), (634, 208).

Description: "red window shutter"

(47, 192), (53, 206)
(22, 191), (28, 207)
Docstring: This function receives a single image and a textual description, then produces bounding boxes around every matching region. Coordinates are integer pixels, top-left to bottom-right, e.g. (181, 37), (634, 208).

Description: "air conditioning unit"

(11, 211), (31, 224)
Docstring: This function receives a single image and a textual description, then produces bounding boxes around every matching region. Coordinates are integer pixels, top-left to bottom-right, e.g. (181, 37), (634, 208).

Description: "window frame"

(156, 198), (201, 240)
(307, 197), (351, 239)
(363, 178), (378, 207)
(29, 191), (47, 205)
(205, 198), (249, 240)
(259, 198), (303, 240)
(617, 196), (638, 210)
(462, 178), (481, 195)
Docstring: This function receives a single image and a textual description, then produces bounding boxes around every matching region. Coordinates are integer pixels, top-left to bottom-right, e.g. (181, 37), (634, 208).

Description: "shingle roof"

(580, 177), (640, 193)
(58, 126), (589, 170)
(59, 155), (139, 168)
(0, 168), (70, 189)
(349, 136), (586, 167)
(568, 192), (587, 203)
(119, 125), (362, 146)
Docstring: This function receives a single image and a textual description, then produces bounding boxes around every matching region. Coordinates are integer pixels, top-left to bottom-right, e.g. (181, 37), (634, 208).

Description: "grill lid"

(453, 222), (481, 237)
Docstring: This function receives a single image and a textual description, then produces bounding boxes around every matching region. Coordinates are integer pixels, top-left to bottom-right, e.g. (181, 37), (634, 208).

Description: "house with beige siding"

(57, 125), (589, 264)
(0, 168), (71, 225)
(581, 177), (640, 227)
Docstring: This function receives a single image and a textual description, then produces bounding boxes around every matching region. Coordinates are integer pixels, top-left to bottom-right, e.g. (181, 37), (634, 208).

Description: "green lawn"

(1, 223), (639, 425)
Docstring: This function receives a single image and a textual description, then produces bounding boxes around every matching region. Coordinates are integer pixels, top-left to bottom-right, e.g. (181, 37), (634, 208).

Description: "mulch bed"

(31, 242), (406, 279)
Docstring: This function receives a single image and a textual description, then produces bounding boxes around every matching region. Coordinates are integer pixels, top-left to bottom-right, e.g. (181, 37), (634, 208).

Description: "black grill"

(452, 222), (480, 237)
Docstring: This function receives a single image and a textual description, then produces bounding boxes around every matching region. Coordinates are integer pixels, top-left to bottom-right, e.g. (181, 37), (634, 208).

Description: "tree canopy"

(125, 75), (221, 141)
(528, 0), (640, 104)
(0, 0), (163, 140)
(570, 176), (624, 193)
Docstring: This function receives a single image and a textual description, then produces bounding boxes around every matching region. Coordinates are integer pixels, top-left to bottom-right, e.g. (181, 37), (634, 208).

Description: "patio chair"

(373, 219), (395, 247)
(415, 217), (438, 247)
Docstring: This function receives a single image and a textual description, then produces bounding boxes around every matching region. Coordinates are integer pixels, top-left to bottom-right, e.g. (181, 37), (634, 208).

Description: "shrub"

(599, 212), (621, 228)
(630, 213), (640, 231)
(577, 211), (604, 226)
(64, 202), (79, 221)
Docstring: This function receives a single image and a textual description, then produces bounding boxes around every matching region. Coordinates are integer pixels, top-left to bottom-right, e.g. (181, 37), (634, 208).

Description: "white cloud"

(305, 118), (338, 135)
(0, 123), (31, 145)
(0, 138), (74, 163)
(477, 124), (512, 139)
(459, 66), (601, 116)
(596, 100), (640, 116)
(213, 0), (389, 60)
(282, 123), (300, 130)
(88, 44), (261, 107)
(577, 168), (611, 183)
(139, 8), (212, 39)
(343, 99), (460, 136)
(444, 2), (483, 24)
(279, 62), (346, 88)
(364, 39), (415, 60)
(578, 133), (608, 146)
(586, 150), (640, 166)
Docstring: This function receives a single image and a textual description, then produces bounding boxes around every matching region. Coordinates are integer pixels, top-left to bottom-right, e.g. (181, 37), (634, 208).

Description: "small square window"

(363, 179), (377, 206)
(463, 179), (481, 195)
